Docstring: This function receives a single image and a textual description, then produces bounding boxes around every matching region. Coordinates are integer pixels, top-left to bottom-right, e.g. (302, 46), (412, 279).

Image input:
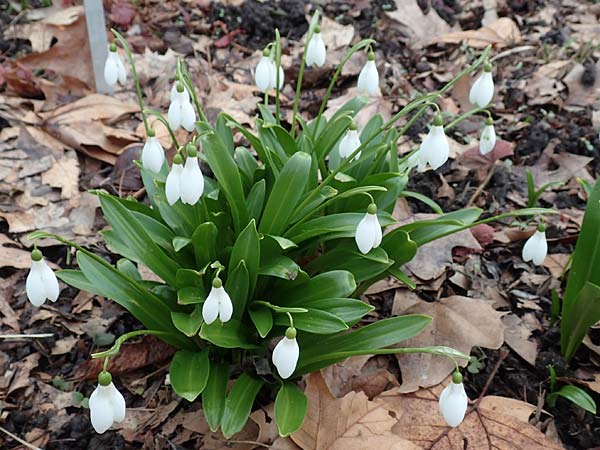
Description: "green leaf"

(299, 298), (373, 325)
(247, 179), (266, 221)
(221, 374), (264, 438)
(402, 208), (483, 245)
(116, 259), (141, 280)
(259, 152), (312, 235)
(200, 319), (259, 349)
(296, 315), (432, 374)
(192, 222), (218, 269)
(547, 385), (596, 414)
(235, 147), (259, 187)
(176, 269), (205, 289)
(229, 220), (260, 298)
(169, 350), (210, 402)
(274, 308), (348, 334)
(561, 282), (600, 361)
(274, 270), (356, 306)
(275, 382), (307, 437)
(401, 191), (443, 214)
(259, 255), (300, 280)
(225, 260), (249, 320)
(56, 269), (97, 294)
(306, 246), (393, 283)
(171, 305), (203, 337)
(202, 361), (229, 432)
(177, 286), (205, 305)
(173, 236), (192, 252)
(249, 304), (273, 338)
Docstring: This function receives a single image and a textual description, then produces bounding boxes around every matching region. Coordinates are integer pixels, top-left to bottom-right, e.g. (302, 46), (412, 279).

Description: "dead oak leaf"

(393, 296), (505, 393)
(291, 372), (420, 450)
(432, 17), (521, 48)
(41, 149), (79, 199)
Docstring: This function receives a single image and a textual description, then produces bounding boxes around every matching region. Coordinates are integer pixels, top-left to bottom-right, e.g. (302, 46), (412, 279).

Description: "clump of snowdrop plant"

(27, 16), (552, 439)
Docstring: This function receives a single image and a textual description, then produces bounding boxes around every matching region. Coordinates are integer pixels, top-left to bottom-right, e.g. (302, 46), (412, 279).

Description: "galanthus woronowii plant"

(27, 13), (552, 437)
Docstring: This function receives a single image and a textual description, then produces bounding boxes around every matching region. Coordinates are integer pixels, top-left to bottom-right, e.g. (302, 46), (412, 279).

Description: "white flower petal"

(170, 82), (189, 102)
(469, 72), (494, 109)
(522, 230), (547, 266)
(116, 55), (127, 85)
(339, 130), (361, 159)
(357, 60), (379, 96)
(306, 33), (326, 67)
(180, 157), (204, 205)
(255, 56), (273, 92)
(107, 382), (126, 423)
(355, 212), (380, 254)
(89, 385), (116, 434)
(165, 163), (183, 205)
(217, 288), (233, 323)
(202, 287), (220, 325)
(103, 53), (119, 87)
(40, 260), (59, 302)
(181, 99), (196, 132)
(439, 381), (468, 427)
(479, 124), (496, 155)
(419, 125), (449, 170)
(168, 96), (183, 130)
(272, 337), (299, 379)
(26, 261), (47, 307)
(142, 137), (165, 173)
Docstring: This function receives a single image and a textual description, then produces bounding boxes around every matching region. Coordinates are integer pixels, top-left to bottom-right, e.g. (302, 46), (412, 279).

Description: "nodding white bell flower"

(479, 117), (496, 155)
(26, 249), (59, 307)
(305, 28), (326, 67)
(439, 371), (468, 428)
(272, 327), (299, 379)
(339, 122), (362, 160)
(141, 129), (165, 173)
(418, 114), (449, 171)
(255, 50), (273, 92)
(202, 278), (233, 325)
(355, 203), (383, 254)
(522, 225), (547, 266)
(357, 51), (379, 96)
(89, 371), (126, 434)
(406, 150), (426, 172)
(469, 63), (494, 109)
(270, 60), (284, 90)
(180, 145), (204, 205)
(170, 76), (190, 102)
(165, 154), (184, 205)
(104, 43), (126, 87)
(168, 83), (196, 132)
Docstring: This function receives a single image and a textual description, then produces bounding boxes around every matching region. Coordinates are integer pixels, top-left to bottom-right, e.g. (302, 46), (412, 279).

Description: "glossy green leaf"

(274, 270), (356, 306)
(249, 304), (273, 338)
(547, 385), (596, 414)
(176, 269), (205, 289)
(247, 179), (266, 221)
(192, 222), (218, 269)
(299, 298), (373, 324)
(306, 246), (393, 283)
(172, 236), (192, 252)
(274, 308), (348, 334)
(229, 220), (260, 297)
(177, 286), (205, 305)
(171, 305), (203, 336)
(221, 374), (264, 438)
(116, 259), (141, 280)
(259, 255), (300, 280)
(275, 382), (307, 437)
(561, 282), (600, 361)
(202, 361), (229, 431)
(200, 319), (259, 349)
(225, 260), (249, 320)
(169, 350), (210, 402)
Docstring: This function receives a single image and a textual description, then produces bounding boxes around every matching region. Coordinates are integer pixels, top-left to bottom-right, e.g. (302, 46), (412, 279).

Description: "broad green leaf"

(169, 350), (210, 402)
(259, 255), (300, 280)
(221, 374), (264, 438)
(561, 282), (600, 361)
(192, 222), (218, 269)
(547, 385), (596, 414)
(171, 305), (203, 336)
(116, 259), (141, 280)
(235, 147), (259, 188)
(176, 269), (205, 289)
(225, 260), (249, 320)
(275, 382), (307, 436)
(229, 220), (260, 297)
(56, 269), (99, 296)
(216, 113), (234, 154)
(299, 298), (373, 324)
(306, 246), (393, 283)
(202, 361), (229, 431)
(172, 236), (192, 252)
(177, 286), (205, 305)
(200, 319), (259, 349)
(274, 270), (356, 306)
(402, 208), (482, 245)
(247, 179), (266, 221)
(249, 304), (273, 338)
(274, 308), (348, 334)
(259, 152), (312, 235)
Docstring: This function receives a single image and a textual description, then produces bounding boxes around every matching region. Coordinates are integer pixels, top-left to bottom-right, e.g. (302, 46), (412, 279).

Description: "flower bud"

(103, 45), (127, 87)
(165, 156), (184, 205)
(438, 372), (468, 427)
(339, 125), (362, 161)
(141, 133), (165, 173)
(272, 330), (299, 379)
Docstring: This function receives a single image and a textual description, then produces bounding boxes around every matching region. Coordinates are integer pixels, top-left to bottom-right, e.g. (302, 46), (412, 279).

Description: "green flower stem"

(111, 29), (149, 135)
(254, 300), (308, 314)
(274, 29), (282, 125)
(144, 108), (179, 149)
(310, 38), (376, 141)
(92, 329), (174, 359)
(443, 106), (486, 131)
(290, 11), (320, 138)
(177, 58), (208, 123)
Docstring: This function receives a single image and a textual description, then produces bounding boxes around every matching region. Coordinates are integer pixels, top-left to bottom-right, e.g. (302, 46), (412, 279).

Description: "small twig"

(0, 333), (54, 339)
(467, 163), (496, 207)
(474, 348), (509, 407)
(490, 45), (537, 63)
(0, 425), (44, 450)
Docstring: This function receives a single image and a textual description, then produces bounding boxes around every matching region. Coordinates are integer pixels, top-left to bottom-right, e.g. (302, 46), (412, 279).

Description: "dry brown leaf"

(564, 61), (600, 108)
(7, 353), (40, 395)
(524, 60), (570, 106)
(0, 234), (31, 269)
(378, 381), (562, 450)
(205, 77), (259, 126)
(40, 149), (79, 199)
(543, 253), (570, 279)
(432, 17), (521, 48)
(291, 372), (420, 450)
(393, 296), (505, 392)
(502, 313), (541, 366)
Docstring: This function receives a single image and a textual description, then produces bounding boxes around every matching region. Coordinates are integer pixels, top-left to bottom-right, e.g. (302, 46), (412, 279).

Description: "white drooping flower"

(165, 154), (184, 205)
(406, 150), (426, 172)
(439, 372), (468, 428)
(180, 146), (204, 205)
(170, 77), (190, 102)
(255, 53), (274, 92)
(26, 249), (59, 307)
(339, 123), (361, 160)
(469, 63), (494, 109)
(103, 44), (126, 87)
(418, 115), (449, 171)
(355, 204), (382, 254)
(202, 279), (233, 325)
(479, 118), (496, 155)
(141, 131), (165, 173)
(270, 60), (284, 90)
(89, 372), (126, 434)
(357, 52), (379, 96)
(522, 226), (547, 266)
(168, 84), (196, 132)
(272, 327), (299, 379)
(306, 29), (326, 67)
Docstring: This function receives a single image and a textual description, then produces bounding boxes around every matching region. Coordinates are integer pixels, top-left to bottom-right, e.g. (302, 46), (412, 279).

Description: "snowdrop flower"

(406, 150), (426, 172)
(355, 203), (382, 254)
(255, 49), (273, 92)
(479, 117), (496, 155)
(141, 129), (165, 173)
(469, 62), (494, 109)
(339, 122), (361, 160)
(26, 249), (59, 307)
(272, 327), (299, 379)
(170, 75), (189, 102)
(306, 27), (326, 67)
(270, 59), (284, 91)
(103, 43), (126, 87)
(418, 114), (449, 171)
(439, 371), (468, 428)
(168, 83), (196, 132)
(522, 224), (547, 266)
(357, 51), (379, 96)
(165, 153), (184, 205)
(89, 371), (126, 434)
(202, 278), (233, 325)
(180, 144), (204, 205)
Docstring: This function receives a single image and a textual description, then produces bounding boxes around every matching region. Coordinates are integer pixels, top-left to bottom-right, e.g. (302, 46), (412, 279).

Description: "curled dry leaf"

(393, 295), (505, 393)
(502, 312), (541, 366)
(431, 17), (522, 48)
